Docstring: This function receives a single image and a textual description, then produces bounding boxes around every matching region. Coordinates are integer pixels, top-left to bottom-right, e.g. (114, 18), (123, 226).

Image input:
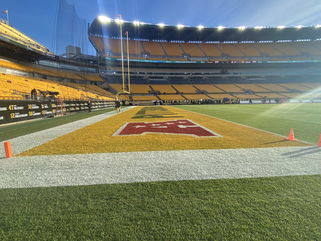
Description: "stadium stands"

(214, 84), (244, 93)
(143, 42), (166, 56)
(91, 33), (321, 62)
(207, 94), (235, 99)
(0, 73), (112, 101)
(180, 43), (205, 57)
(0, 59), (104, 82)
(109, 84), (152, 94)
(131, 95), (157, 101)
(161, 42), (184, 57)
(151, 85), (177, 94)
(198, 43), (222, 57)
(0, 21), (50, 54)
(194, 85), (225, 93)
(92, 36), (321, 61)
(158, 94), (185, 100)
(183, 94), (210, 100)
(173, 85), (198, 93)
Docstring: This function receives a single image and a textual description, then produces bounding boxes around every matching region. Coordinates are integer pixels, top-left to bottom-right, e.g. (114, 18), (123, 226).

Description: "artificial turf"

(0, 175), (321, 241)
(0, 108), (113, 142)
(178, 103), (321, 144)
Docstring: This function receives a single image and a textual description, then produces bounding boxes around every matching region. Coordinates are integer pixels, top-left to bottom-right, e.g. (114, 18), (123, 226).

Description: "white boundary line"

(171, 106), (313, 145)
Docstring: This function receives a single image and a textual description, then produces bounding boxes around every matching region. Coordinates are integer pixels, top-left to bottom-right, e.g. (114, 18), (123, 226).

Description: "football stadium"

(1, 0), (321, 240)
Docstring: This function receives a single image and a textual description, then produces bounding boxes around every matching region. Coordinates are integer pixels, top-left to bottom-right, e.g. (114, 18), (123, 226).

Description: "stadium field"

(1, 103), (321, 240)
(19, 105), (306, 156)
(0, 108), (114, 142)
(178, 103), (321, 144)
(1, 175), (321, 240)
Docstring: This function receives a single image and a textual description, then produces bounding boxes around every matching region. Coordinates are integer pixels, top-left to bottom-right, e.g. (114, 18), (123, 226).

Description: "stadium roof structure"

(89, 17), (321, 42)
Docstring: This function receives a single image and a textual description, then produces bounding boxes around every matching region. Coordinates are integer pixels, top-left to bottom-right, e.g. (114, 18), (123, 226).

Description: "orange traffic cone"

(318, 134), (321, 147)
(4, 141), (13, 158)
(287, 128), (295, 141)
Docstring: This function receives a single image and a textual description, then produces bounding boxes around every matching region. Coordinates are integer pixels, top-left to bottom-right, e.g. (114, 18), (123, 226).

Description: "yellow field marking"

(20, 106), (308, 156)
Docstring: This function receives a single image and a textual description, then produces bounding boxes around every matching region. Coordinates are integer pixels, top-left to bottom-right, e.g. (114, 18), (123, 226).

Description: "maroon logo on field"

(114, 120), (219, 137)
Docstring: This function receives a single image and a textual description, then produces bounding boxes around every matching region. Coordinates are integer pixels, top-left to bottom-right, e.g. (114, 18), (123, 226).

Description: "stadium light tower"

(133, 21), (141, 26)
(217, 25), (225, 31)
(115, 18), (124, 25)
(254, 26), (264, 30)
(98, 15), (111, 24)
(197, 25), (205, 31)
(158, 23), (165, 28)
(177, 24), (184, 30)
(238, 26), (246, 31)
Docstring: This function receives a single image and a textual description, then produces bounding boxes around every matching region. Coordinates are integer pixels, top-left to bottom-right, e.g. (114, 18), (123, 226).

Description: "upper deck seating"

(0, 22), (50, 54)
(181, 43), (205, 57)
(151, 85), (177, 94)
(143, 42), (166, 56)
(92, 35), (321, 61)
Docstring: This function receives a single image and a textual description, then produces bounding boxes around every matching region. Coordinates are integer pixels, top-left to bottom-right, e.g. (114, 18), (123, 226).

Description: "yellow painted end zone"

(20, 106), (308, 156)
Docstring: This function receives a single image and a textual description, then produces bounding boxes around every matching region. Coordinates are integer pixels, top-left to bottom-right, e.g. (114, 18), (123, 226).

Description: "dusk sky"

(1, 0), (321, 54)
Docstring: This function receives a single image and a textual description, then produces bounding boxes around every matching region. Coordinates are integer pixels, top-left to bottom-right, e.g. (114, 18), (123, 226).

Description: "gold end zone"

(20, 106), (309, 156)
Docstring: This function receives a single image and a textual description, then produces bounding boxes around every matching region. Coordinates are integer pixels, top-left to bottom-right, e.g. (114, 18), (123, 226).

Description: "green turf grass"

(178, 103), (321, 144)
(0, 108), (113, 142)
(0, 175), (320, 240)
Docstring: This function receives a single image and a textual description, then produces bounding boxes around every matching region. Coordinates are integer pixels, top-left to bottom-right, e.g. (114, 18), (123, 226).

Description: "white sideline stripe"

(0, 147), (321, 189)
(0, 106), (135, 157)
(172, 106), (313, 145)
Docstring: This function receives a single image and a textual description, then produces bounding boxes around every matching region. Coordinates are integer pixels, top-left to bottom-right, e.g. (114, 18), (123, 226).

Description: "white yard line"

(0, 146), (320, 189)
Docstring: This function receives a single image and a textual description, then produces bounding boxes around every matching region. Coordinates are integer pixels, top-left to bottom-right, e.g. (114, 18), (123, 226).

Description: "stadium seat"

(0, 22), (50, 54)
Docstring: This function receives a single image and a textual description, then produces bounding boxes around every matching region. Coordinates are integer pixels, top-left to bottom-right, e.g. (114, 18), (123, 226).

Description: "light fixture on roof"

(177, 24), (184, 30)
(296, 25), (303, 29)
(98, 15), (112, 24)
(238, 26), (246, 31)
(133, 21), (141, 26)
(277, 25), (286, 30)
(217, 25), (225, 31)
(115, 18), (124, 25)
(197, 25), (205, 31)
(315, 24), (321, 28)
(158, 22), (165, 28)
(254, 26), (264, 30)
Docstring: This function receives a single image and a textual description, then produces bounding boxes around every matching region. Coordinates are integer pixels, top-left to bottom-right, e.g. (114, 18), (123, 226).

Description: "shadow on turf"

(283, 146), (321, 158)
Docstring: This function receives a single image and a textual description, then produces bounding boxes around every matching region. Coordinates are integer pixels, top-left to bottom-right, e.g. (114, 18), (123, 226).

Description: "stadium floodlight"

(177, 24), (185, 30)
(277, 25), (286, 30)
(133, 21), (141, 26)
(238, 26), (246, 31)
(296, 25), (303, 29)
(115, 18), (124, 25)
(98, 15), (112, 24)
(158, 23), (165, 28)
(197, 25), (205, 31)
(217, 25), (225, 31)
(315, 24), (321, 28)
(254, 26), (264, 30)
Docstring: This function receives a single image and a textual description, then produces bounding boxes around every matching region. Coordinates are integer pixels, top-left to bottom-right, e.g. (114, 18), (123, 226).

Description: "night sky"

(1, 0), (321, 54)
